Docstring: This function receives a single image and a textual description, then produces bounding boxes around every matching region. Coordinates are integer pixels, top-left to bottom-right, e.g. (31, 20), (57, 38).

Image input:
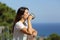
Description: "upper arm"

(15, 22), (32, 35)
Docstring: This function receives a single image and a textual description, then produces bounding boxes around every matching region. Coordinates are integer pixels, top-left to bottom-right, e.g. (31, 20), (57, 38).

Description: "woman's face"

(23, 9), (29, 20)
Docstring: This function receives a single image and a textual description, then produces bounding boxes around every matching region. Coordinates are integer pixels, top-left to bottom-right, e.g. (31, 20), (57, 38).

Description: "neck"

(19, 18), (25, 23)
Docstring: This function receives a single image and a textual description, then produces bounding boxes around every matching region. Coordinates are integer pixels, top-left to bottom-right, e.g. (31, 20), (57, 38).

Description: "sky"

(0, 0), (60, 23)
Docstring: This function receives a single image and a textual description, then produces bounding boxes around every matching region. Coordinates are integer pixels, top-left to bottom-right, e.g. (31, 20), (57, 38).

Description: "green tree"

(45, 33), (60, 40)
(0, 2), (16, 40)
(0, 2), (16, 32)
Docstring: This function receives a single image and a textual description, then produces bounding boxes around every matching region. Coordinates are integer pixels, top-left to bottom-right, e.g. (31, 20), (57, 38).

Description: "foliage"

(0, 2), (16, 40)
(44, 33), (60, 40)
(0, 2), (16, 32)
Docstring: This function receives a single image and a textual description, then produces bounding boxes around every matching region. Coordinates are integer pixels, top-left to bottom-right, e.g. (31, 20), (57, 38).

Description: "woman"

(13, 7), (37, 40)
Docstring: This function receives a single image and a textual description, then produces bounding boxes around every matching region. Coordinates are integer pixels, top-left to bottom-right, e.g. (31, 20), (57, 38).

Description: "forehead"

(25, 9), (29, 12)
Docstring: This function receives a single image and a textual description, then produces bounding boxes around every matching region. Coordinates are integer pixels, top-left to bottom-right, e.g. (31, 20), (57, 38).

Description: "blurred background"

(0, 0), (60, 40)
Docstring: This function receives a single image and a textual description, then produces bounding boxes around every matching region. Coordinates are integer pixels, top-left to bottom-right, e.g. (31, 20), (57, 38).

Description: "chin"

(24, 18), (27, 20)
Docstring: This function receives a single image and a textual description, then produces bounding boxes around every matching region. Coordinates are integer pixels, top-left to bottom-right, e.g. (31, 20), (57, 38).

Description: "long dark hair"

(12, 7), (29, 32)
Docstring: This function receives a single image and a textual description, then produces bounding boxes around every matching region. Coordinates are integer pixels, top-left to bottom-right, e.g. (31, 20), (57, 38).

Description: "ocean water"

(32, 23), (60, 36)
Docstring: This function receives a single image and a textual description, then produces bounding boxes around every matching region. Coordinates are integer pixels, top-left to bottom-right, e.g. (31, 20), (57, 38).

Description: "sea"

(32, 23), (60, 37)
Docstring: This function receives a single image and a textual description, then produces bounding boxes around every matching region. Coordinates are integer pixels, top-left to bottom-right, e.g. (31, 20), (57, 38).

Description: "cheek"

(24, 14), (28, 19)
(26, 15), (28, 18)
(26, 15), (28, 17)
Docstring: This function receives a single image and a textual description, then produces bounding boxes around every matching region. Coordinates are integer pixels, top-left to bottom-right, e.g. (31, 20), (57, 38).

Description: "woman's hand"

(32, 28), (37, 37)
(27, 15), (33, 21)
(32, 31), (37, 37)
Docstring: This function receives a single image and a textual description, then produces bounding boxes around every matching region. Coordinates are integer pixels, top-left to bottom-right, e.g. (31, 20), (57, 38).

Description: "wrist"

(28, 19), (31, 21)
